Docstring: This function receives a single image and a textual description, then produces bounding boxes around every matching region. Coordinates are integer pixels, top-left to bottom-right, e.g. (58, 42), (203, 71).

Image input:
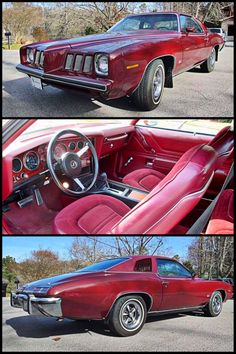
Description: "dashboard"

(12, 137), (92, 186)
(2, 123), (135, 202)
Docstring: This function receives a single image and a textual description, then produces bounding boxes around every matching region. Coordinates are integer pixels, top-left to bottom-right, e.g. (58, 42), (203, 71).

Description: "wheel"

(108, 295), (147, 337)
(200, 47), (216, 73)
(203, 291), (223, 317)
(132, 59), (165, 111)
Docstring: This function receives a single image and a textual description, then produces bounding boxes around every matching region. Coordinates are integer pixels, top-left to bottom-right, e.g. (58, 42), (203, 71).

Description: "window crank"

(124, 157), (133, 167)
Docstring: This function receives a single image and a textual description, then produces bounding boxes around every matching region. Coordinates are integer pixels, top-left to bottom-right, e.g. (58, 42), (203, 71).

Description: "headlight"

(95, 54), (108, 76)
(32, 287), (51, 295)
(27, 48), (34, 63)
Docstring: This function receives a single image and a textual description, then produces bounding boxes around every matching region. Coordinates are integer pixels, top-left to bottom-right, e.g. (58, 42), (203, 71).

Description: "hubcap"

(153, 66), (163, 102)
(212, 294), (222, 314)
(120, 300), (144, 331)
(209, 49), (216, 66)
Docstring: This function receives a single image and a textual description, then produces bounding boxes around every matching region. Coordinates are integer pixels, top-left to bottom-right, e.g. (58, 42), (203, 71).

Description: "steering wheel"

(47, 129), (99, 196)
(156, 26), (170, 31)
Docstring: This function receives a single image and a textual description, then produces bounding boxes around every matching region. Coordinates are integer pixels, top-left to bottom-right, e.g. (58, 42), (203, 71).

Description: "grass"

(2, 43), (22, 50)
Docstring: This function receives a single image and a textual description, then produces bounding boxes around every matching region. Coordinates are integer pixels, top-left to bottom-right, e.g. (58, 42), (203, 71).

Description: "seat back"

(112, 144), (217, 234)
(209, 126), (234, 169)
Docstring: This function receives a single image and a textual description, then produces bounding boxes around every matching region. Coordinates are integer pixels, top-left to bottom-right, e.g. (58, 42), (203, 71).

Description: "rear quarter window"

(134, 259), (152, 272)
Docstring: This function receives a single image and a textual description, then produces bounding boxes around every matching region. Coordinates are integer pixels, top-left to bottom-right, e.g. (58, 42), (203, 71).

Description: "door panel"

(159, 277), (203, 310)
(117, 126), (211, 178)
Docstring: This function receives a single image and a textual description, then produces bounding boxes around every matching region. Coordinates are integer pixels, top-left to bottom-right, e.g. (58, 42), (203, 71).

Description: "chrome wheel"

(209, 48), (216, 67)
(152, 66), (164, 102)
(212, 293), (222, 314)
(119, 299), (144, 331)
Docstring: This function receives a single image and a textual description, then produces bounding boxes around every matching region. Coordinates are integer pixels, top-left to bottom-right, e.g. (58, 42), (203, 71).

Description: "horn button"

(61, 152), (82, 178)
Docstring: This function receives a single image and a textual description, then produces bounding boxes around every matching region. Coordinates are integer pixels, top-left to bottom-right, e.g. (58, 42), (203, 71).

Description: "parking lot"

(2, 43), (233, 118)
(2, 298), (234, 352)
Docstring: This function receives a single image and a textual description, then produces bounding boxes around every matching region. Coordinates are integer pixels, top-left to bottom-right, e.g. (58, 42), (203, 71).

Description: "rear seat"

(206, 189), (234, 234)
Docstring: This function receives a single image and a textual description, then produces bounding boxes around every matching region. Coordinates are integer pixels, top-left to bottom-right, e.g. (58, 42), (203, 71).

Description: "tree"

(187, 236), (234, 278)
(17, 249), (63, 282)
(115, 236), (165, 256)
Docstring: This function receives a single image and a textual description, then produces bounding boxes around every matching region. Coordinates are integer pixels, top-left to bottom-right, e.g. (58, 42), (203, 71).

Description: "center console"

(95, 176), (148, 208)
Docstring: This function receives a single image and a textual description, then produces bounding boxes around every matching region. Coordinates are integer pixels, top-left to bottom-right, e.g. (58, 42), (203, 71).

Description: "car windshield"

(108, 14), (179, 32)
(75, 257), (129, 273)
(7, 119), (132, 139)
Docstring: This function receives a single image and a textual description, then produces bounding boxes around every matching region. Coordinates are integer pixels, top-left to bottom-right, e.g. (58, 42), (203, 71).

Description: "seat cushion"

(122, 168), (165, 191)
(53, 194), (131, 234)
(206, 189), (234, 234)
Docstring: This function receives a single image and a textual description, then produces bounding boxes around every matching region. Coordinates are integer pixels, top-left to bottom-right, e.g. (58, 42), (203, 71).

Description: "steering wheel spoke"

(77, 144), (89, 158)
(73, 177), (86, 191)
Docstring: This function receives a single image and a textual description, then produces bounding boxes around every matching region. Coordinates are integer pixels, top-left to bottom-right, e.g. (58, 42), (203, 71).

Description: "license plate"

(31, 76), (43, 90)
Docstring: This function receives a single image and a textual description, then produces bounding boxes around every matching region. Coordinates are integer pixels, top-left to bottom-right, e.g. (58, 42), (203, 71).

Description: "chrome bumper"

(16, 64), (110, 92)
(10, 292), (62, 317)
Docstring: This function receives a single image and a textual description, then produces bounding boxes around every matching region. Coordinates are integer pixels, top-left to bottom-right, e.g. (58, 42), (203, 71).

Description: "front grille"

(65, 53), (93, 73)
(34, 50), (44, 68)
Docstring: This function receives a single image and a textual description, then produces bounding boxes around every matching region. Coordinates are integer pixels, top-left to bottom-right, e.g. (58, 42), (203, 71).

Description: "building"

(220, 3), (234, 39)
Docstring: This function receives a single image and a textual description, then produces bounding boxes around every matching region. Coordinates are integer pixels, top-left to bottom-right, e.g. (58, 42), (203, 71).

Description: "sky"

(2, 236), (195, 262)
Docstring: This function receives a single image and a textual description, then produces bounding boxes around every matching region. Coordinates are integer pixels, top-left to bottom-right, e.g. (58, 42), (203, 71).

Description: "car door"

(156, 258), (202, 310)
(179, 15), (209, 69)
(118, 119), (211, 178)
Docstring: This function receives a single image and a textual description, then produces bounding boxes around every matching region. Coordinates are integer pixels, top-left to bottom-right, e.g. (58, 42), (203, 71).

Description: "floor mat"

(3, 200), (58, 235)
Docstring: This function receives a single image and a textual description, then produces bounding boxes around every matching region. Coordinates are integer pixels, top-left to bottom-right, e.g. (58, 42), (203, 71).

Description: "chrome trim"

(16, 64), (109, 92)
(148, 305), (204, 315)
(11, 292), (62, 318)
(23, 151), (40, 171)
(12, 157), (23, 173)
(105, 134), (128, 142)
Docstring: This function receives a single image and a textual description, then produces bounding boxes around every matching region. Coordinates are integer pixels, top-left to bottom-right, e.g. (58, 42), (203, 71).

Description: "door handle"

(162, 281), (169, 287)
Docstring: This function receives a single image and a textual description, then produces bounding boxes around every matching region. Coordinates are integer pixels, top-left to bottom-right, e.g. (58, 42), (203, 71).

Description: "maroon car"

(16, 12), (224, 111)
(11, 256), (233, 336)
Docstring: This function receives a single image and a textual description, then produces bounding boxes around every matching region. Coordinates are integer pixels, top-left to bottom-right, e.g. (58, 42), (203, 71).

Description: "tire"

(203, 291), (223, 317)
(200, 47), (216, 73)
(108, 295), (147, 337)
(132, 59), (165, 111)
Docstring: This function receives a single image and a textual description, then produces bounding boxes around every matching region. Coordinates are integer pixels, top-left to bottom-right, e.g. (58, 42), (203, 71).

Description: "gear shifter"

(97, 172), (109, 189)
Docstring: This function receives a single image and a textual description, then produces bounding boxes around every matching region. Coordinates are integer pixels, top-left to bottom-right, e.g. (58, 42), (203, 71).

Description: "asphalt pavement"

(2, 298), (234, 352)
(2, 43), (234, 118)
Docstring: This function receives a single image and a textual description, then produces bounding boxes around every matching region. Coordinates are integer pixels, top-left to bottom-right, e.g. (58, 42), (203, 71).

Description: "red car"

(2, 119), (234, 235)
(11, 256), (233, 336)
(16, 12), (224, 111)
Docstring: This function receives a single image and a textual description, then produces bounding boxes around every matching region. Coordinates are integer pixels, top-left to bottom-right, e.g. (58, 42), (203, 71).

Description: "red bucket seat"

(54, 144), (217, 235)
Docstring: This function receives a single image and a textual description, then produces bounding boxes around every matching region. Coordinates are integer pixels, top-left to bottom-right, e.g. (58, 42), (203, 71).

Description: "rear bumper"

(16, 64), (111, 92)
(11, 292), (62, 317)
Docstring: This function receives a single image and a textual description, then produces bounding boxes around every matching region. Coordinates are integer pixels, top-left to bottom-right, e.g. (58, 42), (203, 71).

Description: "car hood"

(31, 30), (179, 54)
(21, 271), (102, 291)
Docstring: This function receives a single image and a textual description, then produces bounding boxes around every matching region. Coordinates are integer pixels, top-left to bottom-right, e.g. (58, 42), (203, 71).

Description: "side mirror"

(186, 27), (195, 33)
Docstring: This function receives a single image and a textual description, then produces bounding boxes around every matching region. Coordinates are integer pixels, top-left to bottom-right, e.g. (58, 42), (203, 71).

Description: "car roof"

(127, 12), (194, 17)
(125, 255), (173, 261)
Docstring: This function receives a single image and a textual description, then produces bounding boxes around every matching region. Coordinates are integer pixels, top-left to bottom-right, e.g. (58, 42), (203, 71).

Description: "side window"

(136, 119), (233, 136)
(180, 15), (203, 33)
(134, 258), (152, 272)
(157, 259), (192, 278)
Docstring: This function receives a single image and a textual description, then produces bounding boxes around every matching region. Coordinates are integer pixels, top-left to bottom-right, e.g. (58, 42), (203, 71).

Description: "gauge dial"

(54, 143), (67, 160)
(23, 151), (40, 171)
(12, 158), (23, 173)
(77, 141), (84, 149)
(69, 142), (76, 151)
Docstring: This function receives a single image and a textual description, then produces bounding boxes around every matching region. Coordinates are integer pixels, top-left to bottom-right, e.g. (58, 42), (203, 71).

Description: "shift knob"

(99, 172), (109, 188)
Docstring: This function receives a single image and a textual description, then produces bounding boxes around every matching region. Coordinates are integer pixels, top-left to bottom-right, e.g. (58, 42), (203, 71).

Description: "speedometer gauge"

(23, 151), (40, 171)
(54, 143), (67, 160)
